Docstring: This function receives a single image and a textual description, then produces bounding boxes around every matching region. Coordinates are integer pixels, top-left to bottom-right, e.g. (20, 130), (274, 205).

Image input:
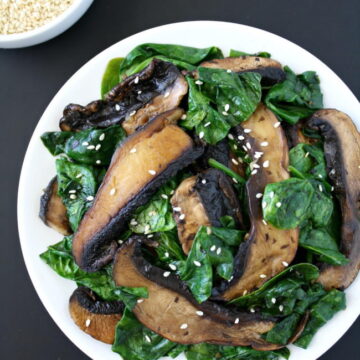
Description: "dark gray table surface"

(0, 0), (358, 359)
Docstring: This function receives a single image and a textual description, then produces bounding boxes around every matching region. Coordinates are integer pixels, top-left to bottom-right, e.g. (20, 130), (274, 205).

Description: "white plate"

(17, 21), (360, 360)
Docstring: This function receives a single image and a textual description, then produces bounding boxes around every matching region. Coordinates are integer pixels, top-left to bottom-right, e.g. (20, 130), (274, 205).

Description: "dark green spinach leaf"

(265, 66), (323, 124)
(229, 49), (271, 58)
(101, 57), (124, 98)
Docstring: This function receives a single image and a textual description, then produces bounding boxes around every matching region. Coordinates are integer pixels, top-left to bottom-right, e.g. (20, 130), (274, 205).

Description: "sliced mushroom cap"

(113, 236), (281, 350)
(305, 109), (360, 289)
(213, 104), (299, 300)
(69, 286), (124, 344)
(171, 169), (243, 254)
(39, 176), (72, 235)
(200, 56), (285, 86)
(72, 109), (203, 272)
(60, 59), (188, 134)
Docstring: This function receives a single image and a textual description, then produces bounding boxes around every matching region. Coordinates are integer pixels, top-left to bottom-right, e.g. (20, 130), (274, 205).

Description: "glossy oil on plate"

(17, 21), (360, 360)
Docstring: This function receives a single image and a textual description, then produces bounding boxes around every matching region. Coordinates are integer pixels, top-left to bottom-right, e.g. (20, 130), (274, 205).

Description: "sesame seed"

(196, 311), (204, 316)
(164, 91), (170, 98)
(262, 219), (268, 225)
(130, 219), (138, 226)
(216, 248), (222, 255)
(170, 190), (175, 195)
(210, 245), (216, 252)
(85, 319), (91, 327)
(204, 122), (211, 127)
(244, 128), (252, 133)
(234, 144), (238, 150)
(76, 173), (83, 178)
(110, 188), (116, 196)
(282, 261), (289, 267)
(279, 305), (284, 312)
(82, 141), (89, 146)
(179, 214), (185, 220)
(148, 170), (156, 175)
(86, 196), (94, 201)
(259, 274), (267, 278)
(195, 80), (203, 85)
(246, 142), (252, 150)
(169, 264), (177, 271)
(224, 104), (230, 112)
(238, 135), (245, 141)
(118, 239), (124, 244)
(164, 252), (169, 258)
(161, 194), (168, 199)
(234, 318), (240, 324)
(69, 194), (77, 200)
(206, 227), (212, 235)
(180, 323), (188, 329)
(263, 160), (270, 168)
(228, 133), (234, 140)
(242, 145), (248, 152)
(199, 131), (205, 139)
(95, 144), (101, 151)
(173, 207), (181, 212)
(115, 104), (120, 111)
(193, 260), (201, 267)
(251, 169), (258, 175)
(253, 163), (260, 169)
(269, 191), (274, 199)
(201, 179), (207, 184)
(260, 141), (269, 147)
(262, 201), (267, 208)
(222, 111), (228, 116)
(318, 174), (323, 178)
(329, 168), (336, 175)
(130, 148), (137, 153)
(138, 90), (142, 94)
(256, 193), (263, 199)
(276, 202), (282, 208)
(319, 184), (323, 192)
(99, 133), (105, 141)
(232, 178), (238, 184)
(181, 114), (187, 120)
(305, 152), (310, 158)
(137, 299), (144, 303)
(331, 186), (335, 192)
(228, 275), (234, 282)
(274, 122), (281, 128)
(96, 160), (101, 165)
(134, 76), (139, 84)
(231, 158), (239, 165)
(129, 110), (136, 116)
(147, 234), (154, 238)
(271, 298), (276, 304)
(243, 290), (248, 296)
(144, 225), (150, 233)
(250, 308), (255, 313)
(163, 271), (171, 277)
(254, 151), (264, 159)
(145, 335), (151, 343)
(227, 69), (232, 73)
(69, 189), (76, 194)
(87, 145), (95, 150)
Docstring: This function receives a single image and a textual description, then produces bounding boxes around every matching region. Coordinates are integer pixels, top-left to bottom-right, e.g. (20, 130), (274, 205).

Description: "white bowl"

(0, 0), (93, 49)
(17, 21), (360, 360)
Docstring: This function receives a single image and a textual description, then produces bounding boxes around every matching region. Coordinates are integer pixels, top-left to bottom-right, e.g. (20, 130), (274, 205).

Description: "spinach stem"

(288, 165), (306, 179)
(208, 158), (245, 184)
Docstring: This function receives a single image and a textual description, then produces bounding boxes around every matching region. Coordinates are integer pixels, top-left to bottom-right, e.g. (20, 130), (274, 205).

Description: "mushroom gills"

(304, 109), (360, 290)
(113, 236), (281, 350)
(69, 286), (124, 344)
(60, 59), (188, 134)
(72, 108), (204, 272)
(200, 56), (286, 86)
(171, 168), (243, 254)
(213, 103), (299, 300)
(39, 176), (72, 235)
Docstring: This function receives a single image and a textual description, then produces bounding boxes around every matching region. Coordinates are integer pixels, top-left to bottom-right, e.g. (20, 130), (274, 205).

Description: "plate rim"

(17, 20), (360, 360)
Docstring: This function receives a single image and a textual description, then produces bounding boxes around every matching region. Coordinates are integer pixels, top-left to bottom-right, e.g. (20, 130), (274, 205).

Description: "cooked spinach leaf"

(119, 43), (223, 77)
(112, 308), (179, 360)
(40, 236), (147, 309)
(182, 69), (262, 144)
(295, 290), (346, 348)
(56, 158), (98, 231)
(265, 66), (323, 124)
(208, 158), (245, 184)
(229, 49), (271, 58)
(177, 226), (244, 303)
(129, 179), (178, 234)
(155, 230), (186, 264)
(41, 125), (126, 166)
(185, 343), (289, 360)
(101, 57), (124, 98)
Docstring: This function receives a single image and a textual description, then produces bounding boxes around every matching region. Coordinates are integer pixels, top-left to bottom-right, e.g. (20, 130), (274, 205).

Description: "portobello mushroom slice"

(60, 59), (188, 134)
(305, 109), (360, 289)
(39, 176), (71, 235)
(200, 56), (285, 86)
(213, 104), (299, 300)
(113, 236), (280, 350)
(69, 286), (124, 344)
(171, 169), (243, 254)
(72, 109), (203, 272)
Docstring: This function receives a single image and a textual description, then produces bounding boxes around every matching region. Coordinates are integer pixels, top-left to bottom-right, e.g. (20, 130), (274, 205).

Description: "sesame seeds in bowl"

(0, 0), (93, 49)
